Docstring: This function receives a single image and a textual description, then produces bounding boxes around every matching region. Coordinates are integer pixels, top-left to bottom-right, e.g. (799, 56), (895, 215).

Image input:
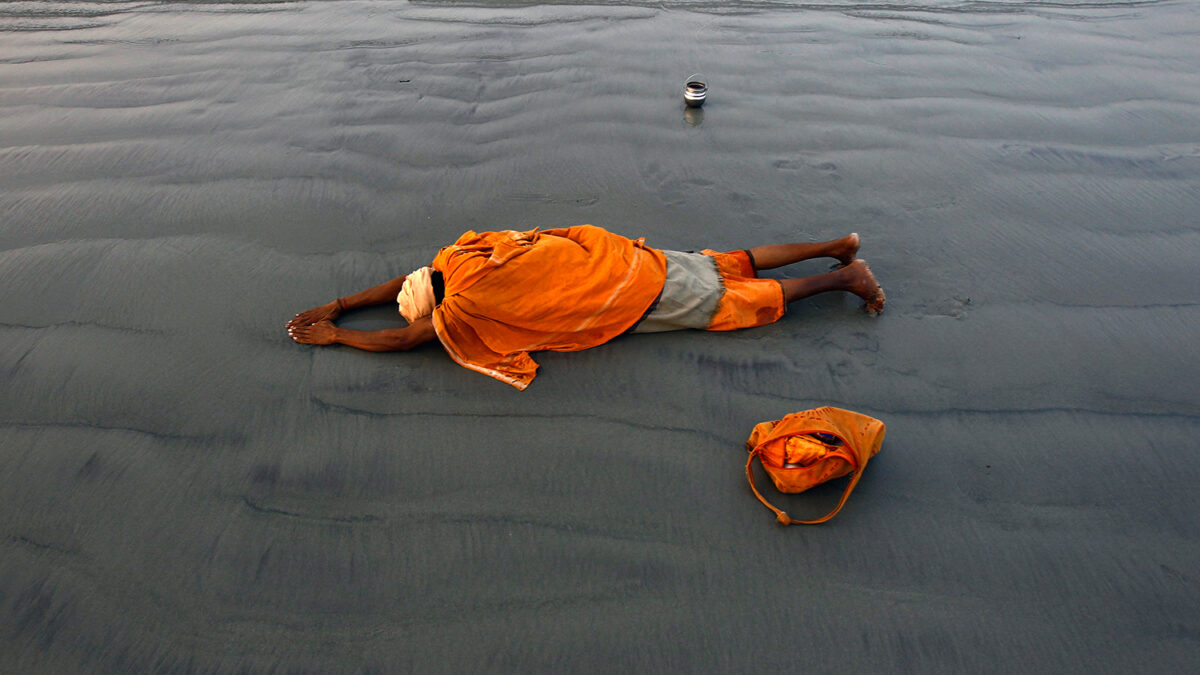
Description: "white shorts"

(630, 250), (724, 333)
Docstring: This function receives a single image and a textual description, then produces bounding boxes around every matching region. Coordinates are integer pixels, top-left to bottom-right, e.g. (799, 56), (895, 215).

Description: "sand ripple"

(2, 1), (1199, 672)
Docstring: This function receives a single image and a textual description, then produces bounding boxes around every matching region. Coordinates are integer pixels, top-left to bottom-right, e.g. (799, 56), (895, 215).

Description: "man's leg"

(747, 233), (859, 270)
(778, 259), (885, 314)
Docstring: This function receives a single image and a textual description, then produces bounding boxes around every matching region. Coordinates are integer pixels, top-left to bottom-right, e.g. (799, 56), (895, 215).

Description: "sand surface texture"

(2, 1), (1198, 671)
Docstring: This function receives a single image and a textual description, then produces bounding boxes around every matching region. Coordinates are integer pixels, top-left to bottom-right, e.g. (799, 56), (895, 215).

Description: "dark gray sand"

(3, 0), (1199, 671)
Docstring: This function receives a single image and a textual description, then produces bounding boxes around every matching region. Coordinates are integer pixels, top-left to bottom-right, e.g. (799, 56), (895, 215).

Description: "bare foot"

(286, 300), (341, 330)
(288, 319), (338, 345)
(829, 233), (860, 267)
(841, 259), (885, 315)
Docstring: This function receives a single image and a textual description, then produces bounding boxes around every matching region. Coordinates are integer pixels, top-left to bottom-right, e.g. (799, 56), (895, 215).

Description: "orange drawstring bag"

(745, 406), (885, 525)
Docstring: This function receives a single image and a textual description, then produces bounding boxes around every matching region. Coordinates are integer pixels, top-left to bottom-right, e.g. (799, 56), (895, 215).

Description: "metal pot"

(684, 75), (707, 108)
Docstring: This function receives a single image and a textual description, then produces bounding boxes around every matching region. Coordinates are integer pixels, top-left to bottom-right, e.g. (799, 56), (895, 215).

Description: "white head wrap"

(397, 266), (436, 323)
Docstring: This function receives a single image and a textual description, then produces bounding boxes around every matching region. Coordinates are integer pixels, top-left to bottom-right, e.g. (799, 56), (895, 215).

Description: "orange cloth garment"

(430, 225), (667, 389)
(701, 249), (786, 331)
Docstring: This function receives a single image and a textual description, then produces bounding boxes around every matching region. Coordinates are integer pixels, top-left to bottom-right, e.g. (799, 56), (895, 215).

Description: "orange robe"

(430, 225), (667, 389)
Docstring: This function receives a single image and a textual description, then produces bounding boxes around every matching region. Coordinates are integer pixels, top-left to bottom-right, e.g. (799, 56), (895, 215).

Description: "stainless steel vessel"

(684, 75), (707, 107)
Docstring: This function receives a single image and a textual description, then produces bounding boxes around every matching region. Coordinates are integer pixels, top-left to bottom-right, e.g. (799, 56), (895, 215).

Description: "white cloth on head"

(397, 266), (436, 323)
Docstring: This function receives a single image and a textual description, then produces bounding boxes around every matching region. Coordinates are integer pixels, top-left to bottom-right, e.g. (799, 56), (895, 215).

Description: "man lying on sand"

(287, 225), (884, 390)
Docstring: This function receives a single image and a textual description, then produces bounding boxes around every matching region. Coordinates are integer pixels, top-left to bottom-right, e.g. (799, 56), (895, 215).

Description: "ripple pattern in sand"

(2, 1), (1200, 672)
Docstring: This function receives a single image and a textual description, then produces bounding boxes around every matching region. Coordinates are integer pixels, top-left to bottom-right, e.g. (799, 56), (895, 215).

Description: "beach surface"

(2, 0), (1199, 671)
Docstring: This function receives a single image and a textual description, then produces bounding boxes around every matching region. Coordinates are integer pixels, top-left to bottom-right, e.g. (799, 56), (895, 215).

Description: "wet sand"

(3, 0), (1199, 671)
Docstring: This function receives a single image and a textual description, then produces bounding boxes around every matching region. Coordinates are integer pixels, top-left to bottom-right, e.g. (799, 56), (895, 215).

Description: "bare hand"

(287, 300), (341, 330)
(288, 319), (338, 345)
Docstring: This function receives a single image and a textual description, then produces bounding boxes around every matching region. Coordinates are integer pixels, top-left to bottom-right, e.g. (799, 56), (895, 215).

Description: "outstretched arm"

(287, 274), (410, 329)
(288, 316), (437, 352)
